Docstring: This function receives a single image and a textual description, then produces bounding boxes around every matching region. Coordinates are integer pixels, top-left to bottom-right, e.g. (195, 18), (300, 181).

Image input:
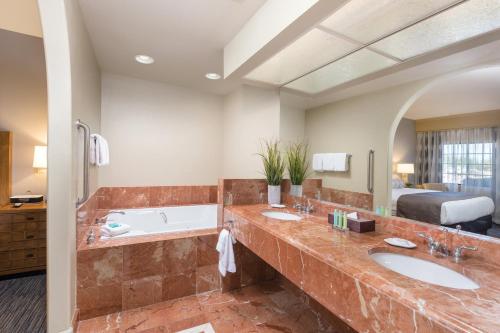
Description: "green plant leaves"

(258, 140), (285, 186)
(286, 142), (310, 185)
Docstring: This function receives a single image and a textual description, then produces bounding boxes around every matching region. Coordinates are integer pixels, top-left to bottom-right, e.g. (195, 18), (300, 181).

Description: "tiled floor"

(77, 281), (342, 333)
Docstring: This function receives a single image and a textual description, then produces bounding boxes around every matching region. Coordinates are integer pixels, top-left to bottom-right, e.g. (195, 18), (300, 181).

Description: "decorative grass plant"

(258, 140), (285, 186)
(286, 142), (310, 185)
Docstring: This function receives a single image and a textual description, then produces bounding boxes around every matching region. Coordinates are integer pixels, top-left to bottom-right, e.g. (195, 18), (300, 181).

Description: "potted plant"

(286, 142), (310, 197)
(258, 140), (285, 205)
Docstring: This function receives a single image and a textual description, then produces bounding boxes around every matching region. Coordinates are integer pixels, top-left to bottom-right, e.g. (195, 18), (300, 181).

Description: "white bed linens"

(441, 197), (495, 225)
(392, 188), (495, 225)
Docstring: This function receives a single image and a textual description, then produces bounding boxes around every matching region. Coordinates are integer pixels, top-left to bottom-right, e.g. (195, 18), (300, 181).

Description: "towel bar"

(76, 119), (91, 206)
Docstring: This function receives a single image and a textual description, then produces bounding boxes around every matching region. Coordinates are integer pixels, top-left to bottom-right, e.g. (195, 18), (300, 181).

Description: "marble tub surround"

(77, 234), (221, 319)
(225, 204), (500, 333)
(281, 178), (323, 198)
(95, 185), (218, 210)
(219, 178), (323, 206)
(318, 187), (373, 211)
(77, 280), (350, 333)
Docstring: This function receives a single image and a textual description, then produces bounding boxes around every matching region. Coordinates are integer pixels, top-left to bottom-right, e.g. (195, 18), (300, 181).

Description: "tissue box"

(347, 217), (375, 233)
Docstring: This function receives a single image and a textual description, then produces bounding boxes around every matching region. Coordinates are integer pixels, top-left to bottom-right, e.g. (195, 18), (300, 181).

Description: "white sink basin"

(370, 252), (479, 290)
(261, 211), (301, 221)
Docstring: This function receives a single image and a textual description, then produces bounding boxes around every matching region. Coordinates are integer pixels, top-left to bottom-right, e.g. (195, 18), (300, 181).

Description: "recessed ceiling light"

(205, 73), (221, 80)
(135, 54), (154, 64)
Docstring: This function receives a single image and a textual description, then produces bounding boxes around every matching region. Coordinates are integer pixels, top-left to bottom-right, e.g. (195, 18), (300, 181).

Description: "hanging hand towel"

(90, 134), (110, 166)
(216, 229), (236, 277)
(312, 154), (323, 172)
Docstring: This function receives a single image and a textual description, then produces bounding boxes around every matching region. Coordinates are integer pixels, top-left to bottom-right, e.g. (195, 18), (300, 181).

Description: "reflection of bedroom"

(392, 68), (500, 237)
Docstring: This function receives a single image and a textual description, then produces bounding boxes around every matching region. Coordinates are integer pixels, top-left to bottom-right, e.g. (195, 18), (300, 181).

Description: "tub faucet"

(95, 210), (125, 225)
(87, 229), (95, 244)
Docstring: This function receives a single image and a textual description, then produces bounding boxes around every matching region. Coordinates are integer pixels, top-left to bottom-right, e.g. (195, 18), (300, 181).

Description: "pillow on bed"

(392, 175), (404, 189)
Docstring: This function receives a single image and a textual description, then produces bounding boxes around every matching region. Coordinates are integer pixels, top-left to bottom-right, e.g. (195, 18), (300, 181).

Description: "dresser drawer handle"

(26, 254), (34, 258)
(26, 235), (35, 239)
(26, 217), (35, 221)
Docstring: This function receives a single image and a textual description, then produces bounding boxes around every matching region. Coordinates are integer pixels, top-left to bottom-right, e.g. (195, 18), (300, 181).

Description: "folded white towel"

(90, 134), (110, 166)
(323, 153), (348, 172)
(332, 153), (348, 171)
(312, 154), (323, 172)
(100, 222), (130, 237)
(322, 153), (335, 171)
(216, 229), (236, 277)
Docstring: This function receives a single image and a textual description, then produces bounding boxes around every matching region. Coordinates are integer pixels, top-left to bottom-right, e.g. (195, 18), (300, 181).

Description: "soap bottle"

(343, 212), (348, 229)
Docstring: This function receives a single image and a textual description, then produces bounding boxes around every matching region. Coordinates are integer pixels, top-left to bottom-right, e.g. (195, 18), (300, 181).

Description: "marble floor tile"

(77, 281), (344, 333)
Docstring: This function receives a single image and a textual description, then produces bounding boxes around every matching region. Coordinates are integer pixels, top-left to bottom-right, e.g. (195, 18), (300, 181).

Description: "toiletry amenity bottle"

(343, 212), (347, 229)
(334, 210), (338, 227)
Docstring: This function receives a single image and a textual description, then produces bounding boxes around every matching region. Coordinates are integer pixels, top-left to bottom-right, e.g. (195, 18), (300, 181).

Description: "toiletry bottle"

(334, 210), (338, 227)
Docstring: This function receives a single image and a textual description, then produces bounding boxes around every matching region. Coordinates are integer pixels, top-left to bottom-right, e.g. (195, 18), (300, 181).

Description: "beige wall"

(0, 0), (42, 37)
(279, 102), (305, 145)
(393, 118), (417, 183)
(0, 29), (47, 196)
(39, 0), (101, 331)
(223, 85), (281, 178)
(416, 109), (500, 132)
(99, 73), (223, 186)
(305, 81), (426, 207)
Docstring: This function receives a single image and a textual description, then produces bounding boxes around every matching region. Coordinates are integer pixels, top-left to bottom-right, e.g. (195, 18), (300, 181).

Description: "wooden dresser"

(0, 203), (46, 276)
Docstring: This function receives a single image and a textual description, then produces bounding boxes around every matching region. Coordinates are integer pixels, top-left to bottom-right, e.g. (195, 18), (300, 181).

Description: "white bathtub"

(101, 204), (217, 239)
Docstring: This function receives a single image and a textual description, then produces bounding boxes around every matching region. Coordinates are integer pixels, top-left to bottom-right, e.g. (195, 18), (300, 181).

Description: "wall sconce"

(33, 145), (47, 172)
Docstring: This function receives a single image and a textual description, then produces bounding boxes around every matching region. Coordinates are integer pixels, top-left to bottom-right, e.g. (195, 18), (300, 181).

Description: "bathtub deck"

(78, 225), (218, 251)
(76, 280), (345, 333)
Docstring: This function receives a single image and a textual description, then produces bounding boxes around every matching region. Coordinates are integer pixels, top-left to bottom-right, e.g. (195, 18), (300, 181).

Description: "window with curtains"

(442, 142), (493, 188)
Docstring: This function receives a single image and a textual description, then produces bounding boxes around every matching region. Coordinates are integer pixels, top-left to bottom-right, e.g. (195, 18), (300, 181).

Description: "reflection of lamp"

(33, 146), (47, 172)
(397, 163), (414, 185)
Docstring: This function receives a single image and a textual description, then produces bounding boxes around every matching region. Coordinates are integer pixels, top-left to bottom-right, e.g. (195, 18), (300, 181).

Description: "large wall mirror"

(278, 65), (500, 240)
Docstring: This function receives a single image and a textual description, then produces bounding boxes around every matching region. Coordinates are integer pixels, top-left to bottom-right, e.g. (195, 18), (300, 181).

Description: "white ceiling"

(78, 0), (266, 95)
(246, 0), (500, 95)
(406, 67), (500, 119)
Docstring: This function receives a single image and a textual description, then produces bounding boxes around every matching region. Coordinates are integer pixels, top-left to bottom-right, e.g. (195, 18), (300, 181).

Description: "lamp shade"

(397, 163), (414, 174)
(33, 146), (47, 169)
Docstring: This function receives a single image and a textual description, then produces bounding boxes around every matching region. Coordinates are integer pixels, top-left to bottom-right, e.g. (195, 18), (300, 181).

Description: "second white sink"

(371, 252), (479, 290)
(261, 211), (301, 221)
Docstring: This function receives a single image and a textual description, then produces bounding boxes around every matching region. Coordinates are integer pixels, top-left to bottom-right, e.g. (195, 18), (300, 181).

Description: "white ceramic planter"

(267, 185), (281, 205)
(289, 184), (303, 197)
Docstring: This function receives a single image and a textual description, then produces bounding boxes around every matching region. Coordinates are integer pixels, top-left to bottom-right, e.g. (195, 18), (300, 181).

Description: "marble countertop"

(225, 204), (500, 333)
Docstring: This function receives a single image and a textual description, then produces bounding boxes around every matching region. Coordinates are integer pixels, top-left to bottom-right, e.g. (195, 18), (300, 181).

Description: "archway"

(388, 64), (500, 231)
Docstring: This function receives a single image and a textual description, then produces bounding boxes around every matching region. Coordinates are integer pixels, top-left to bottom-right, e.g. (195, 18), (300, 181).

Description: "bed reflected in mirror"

(391, 69), (499, 238)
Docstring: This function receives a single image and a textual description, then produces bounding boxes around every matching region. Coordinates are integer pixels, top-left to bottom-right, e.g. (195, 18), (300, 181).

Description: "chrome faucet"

(452, 245), (478, 262)
(418, 227), (479, 261)
(293, 198), (314, 214)
(95, 210), (125, 225)
(86, 229), (95, 244)
(417, 232), (449, 256)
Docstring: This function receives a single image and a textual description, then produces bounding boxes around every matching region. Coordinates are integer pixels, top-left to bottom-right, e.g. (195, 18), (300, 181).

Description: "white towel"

(90, 134), (110, 166)
(100, 222), (130, 237)
(312, 154), (323, 172)
(323, 153), (348, 172)
(216, 229), (236, 277)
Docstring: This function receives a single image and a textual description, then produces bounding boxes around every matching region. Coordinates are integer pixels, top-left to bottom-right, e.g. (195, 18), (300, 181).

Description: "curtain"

(495, 128), (499, 223)
(415, 131), (442, 184)
(417, 127), (499, 223)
